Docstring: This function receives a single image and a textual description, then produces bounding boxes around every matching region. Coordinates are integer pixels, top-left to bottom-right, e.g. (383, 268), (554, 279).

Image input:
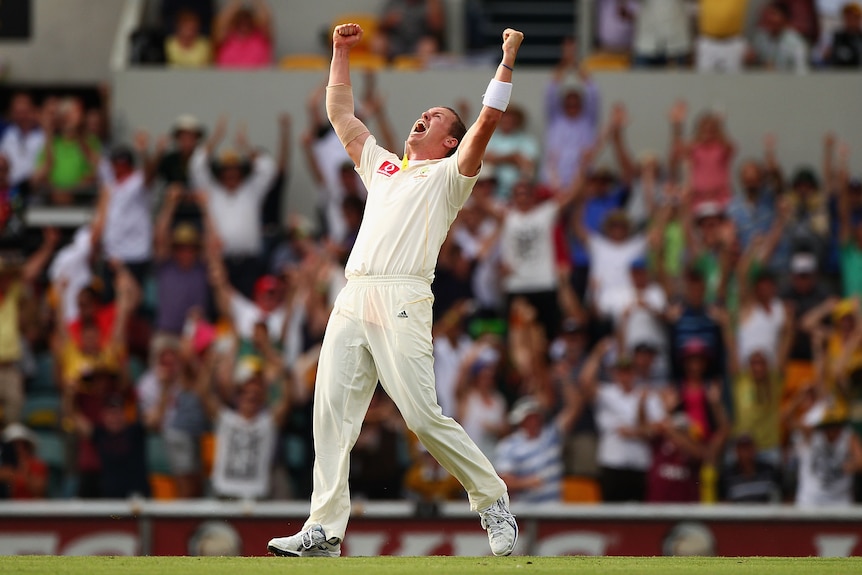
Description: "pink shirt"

(216, 30), (272, 68)
(688, 141), (732, 208)
(681, 382), (711, 441)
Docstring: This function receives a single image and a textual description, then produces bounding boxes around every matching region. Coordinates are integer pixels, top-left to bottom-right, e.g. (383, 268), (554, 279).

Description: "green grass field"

(4, 556), (862, 575)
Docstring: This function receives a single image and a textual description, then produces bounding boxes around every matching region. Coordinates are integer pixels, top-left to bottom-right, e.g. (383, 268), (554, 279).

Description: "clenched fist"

(333, 23), (363, 50)
(502, 28), (524, 55)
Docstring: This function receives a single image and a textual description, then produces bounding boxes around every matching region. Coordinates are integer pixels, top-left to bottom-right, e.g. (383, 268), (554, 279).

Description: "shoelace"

(481, 503), (514, 536)
(300, 529), (322, 550)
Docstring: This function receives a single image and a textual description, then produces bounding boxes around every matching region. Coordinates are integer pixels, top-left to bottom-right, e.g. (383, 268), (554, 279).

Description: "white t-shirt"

(211, 409), (276, 499)
(501, 202), (559, 293)
(460, 391), (507, 460)
(596, 383), (664, 471)
(0, 125), (45, 186)
(230, 292), (287, 341)
(348, 136), (479, 281)
(100, 162), (152, 263)
(795, 427), (854, 507)
(738, 299), (786, 366)
(313, 130), (366, 243)
(190, 147), (276, 256)
(587, 233), (647, 312)
(453, 218), (502, 310)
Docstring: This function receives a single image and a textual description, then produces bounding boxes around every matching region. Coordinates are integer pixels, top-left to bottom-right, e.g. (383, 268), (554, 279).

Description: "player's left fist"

(502, 29), (524, 55)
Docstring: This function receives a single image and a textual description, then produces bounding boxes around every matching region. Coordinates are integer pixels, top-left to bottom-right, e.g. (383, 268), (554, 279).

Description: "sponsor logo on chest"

(377, 161), (400, 177)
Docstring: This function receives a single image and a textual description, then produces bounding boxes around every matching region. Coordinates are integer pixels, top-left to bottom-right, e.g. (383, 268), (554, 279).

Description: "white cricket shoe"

(267, 524), (342, 557)
(480, 494), (518, 556)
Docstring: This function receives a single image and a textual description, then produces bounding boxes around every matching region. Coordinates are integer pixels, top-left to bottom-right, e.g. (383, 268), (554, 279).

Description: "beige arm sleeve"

(326, 84), (370, 148)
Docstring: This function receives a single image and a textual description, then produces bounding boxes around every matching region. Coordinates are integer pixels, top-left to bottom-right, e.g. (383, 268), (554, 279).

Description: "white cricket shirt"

(347, 136), (479, 282)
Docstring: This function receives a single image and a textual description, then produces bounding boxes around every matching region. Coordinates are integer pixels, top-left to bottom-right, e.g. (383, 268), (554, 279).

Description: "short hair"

(769, 1), (791, 19)
(443, 107), (467, 158)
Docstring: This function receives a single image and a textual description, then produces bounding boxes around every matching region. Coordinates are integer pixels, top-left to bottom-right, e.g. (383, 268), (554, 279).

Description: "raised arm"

(276, 113), (291, 175)
(326, 23), (373, 166)
(154, 185), (183, 261)
(609, 103), (636, 186)
(457, 29), (524, 178)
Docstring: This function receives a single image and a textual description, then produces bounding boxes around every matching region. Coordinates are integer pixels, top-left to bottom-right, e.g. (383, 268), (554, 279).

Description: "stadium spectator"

(495, 393), (580, 503)
(616, 259), (669, 368)
(0, 423), (48, 499)
(165, 9), (212, 68)
(748, 2), (810, 73)
(718, 434), (781, 503)
(730, 344), (785, 463)
(541, 39), (600, 191)
(631, 0), (692, 67)
(0, 93), (45, 192)
(670, 101), (735, 210)
(190, 117), (276, 298)
(0, 233), (58, 425)
(91, 135), (155, 287)
(484, 105), (539, 201)
(774, 0), (821, 46)
(404, 443), (464, 503)
(581, 339), (664, 502)
(793, 404), (862, 506)
(727, 145), (780, 252)
(826, 2), (862, 67)
(32, 97), (101, 205)
(156, 115), (206, 189)
(88, 393), (151, 498)
(838, 171), (862, 297)
(208, 354), (291, 500)
(455, 342), (507, 459)
(377, 0), (446, 61)
(0, 154), (26, 249)
(213, 0), (273, 69)
(696, 0), (749, 73)
(781, 167), (831, 266)
(161, 0), (215, 35)
(431, 302), (473, 420)
(350, 388), (406, 500)
(152, 186), (210, 336)
(596, 0), (636, 54)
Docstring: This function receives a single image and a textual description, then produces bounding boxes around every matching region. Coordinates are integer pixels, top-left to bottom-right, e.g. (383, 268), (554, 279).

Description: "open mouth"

(412, 120), (427, 134)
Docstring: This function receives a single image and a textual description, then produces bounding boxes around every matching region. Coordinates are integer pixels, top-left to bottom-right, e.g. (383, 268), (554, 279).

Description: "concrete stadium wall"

(111, 68), (862, 221)
(0, 0), (126, 82)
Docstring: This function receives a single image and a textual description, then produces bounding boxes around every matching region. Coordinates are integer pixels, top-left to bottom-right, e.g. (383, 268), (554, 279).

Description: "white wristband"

(482, 79), (512, 112)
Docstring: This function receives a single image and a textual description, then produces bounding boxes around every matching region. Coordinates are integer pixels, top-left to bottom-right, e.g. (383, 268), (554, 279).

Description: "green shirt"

(841, 242), (862, 297)
(38, 135), (100, 189)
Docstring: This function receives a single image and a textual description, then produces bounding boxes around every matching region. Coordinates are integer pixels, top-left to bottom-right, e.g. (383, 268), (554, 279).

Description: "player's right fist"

(502, 28), (524, 55)
(333, 23), (363, 49)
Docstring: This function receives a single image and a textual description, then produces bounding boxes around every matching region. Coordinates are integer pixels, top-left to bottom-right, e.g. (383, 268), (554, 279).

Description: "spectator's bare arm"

(668, 100), (687, 182)
(276, 113), (291, 174)
(213, 0), (243, 46)
(154, 185), (183, 262)
(21, 227), (60, 285)
(250, 0), (274, 41)
(800, 296), (839, 334)
(133, 130), (156, 186)
(609, 103), (635, 186)
(111, 262), (140, 345)
(838, 143), (853, 245)
(204, 235), (235, 320)
(300, 129), (325, 186)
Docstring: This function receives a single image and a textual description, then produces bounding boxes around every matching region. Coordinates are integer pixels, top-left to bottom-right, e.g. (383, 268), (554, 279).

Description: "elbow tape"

(326, 84), (370, 147)
(482, 79), (512, 112)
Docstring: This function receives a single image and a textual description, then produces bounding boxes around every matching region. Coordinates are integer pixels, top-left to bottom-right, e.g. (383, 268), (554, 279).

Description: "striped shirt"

(495, 425), (563, 503)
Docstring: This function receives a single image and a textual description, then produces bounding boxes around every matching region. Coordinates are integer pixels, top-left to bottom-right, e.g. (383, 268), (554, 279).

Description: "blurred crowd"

(1, 32), (862, 510)
(129, 0), (862, 72)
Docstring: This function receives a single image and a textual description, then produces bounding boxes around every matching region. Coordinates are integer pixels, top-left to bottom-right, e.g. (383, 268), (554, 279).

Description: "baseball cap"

(790, 252), (817, 274)
(634, 341), (659, 354)
(234, 355), (264, 384)
(508, 396), (542, 426)
(172, 223), (201, 246)
(172, 114), (204, 136)
(254, 275), (279, 297)
(694, 201), (725, 220)
(792, 168), (819, 189)
(681, 338), (710, 358)
(2, 423), (37, 445)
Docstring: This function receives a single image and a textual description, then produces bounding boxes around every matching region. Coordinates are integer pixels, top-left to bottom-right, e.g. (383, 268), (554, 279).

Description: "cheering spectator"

(748, 2), (810, 73)
(727, 139), (781, 252)
(91, 134), (155, 286)
(152, 187), (210, 336)
(631, 0), (692, 67)
(0, 423), (48, 499)
(377, 0), (446, 60)
(696, 0), (749, 73)
(87, 393), (151, 499)
(0, 154), (25, 249)
(484, 105), (539, 201)
(804, 298), (862, 401)
(826, 2), (862, 67)
(350, 388), (406, 500)
(793, 405), (862, 507)
(208, 354), (291, 500)
(455, 342), (507, 459)
(581, 340), (664, 502)
(718, 434), (781, 503)
(776, 0), (821, 46)
(541, 39), (600, 191)
(165, 9), (212, 68)
(191, 117), (276, 297)
(729, 342), (785, 463)
(213, 0), (273, 69)
(156, 115), (206, 189)
(670, 101), (735, 209)
(0, 233), (58, 425)
(32, 97), (101, 205)
(495, 393), (581, 503)
(0, 93), (45, 192)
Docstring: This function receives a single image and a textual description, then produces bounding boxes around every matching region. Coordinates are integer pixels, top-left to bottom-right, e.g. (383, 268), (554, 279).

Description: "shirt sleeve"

(494, 439), (515, 476)
(189, 145), (217, 193)
(247, 153), (277, 199)
(446, 150), (481, 209)
(356, 135), (395, 191)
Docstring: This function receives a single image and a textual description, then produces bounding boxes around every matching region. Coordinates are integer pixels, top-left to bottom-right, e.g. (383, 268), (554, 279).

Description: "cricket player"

(267, 22), (524, 558)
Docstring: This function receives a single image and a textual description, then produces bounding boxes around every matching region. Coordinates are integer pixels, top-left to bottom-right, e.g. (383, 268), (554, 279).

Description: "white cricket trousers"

(303, 275), (507, 540)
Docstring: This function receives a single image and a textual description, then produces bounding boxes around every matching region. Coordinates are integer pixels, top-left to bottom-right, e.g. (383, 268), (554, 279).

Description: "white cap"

(508, 396), (542, 426)
(694, 201), (725, 219)
(2, 423), (36, 445)
(791, 252), (817, 274)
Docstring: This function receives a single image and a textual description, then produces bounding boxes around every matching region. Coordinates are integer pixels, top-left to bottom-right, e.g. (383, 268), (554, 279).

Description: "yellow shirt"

(60, 340), (124, 385)
(733, 371), (782, 451)
(0, 283), (22, 363)
(165, 36), (212, 68)
(699, 0), (748, 38)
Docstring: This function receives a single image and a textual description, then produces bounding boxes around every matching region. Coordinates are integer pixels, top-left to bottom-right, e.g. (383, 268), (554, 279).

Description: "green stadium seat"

(147, 433), (172, 475)
(22, 395), (61, 429)
(30, 353), (57, 394)
(33, 429), (66, 469)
